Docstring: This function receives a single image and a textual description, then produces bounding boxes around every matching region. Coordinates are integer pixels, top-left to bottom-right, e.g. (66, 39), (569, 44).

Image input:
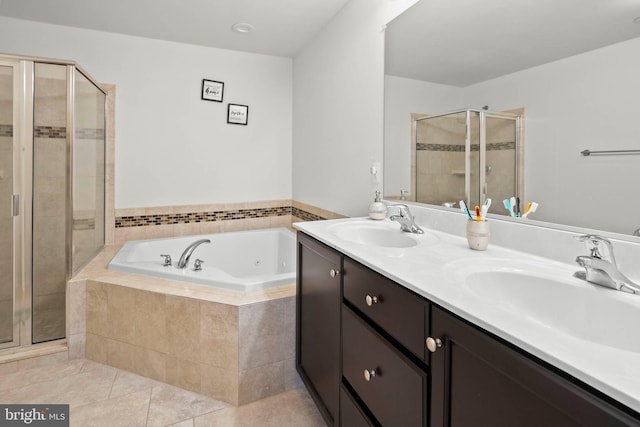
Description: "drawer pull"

(363, 368), (377, 382)
(426, 337), (443, 353)
(365, 294), (379, 306)
(330, 269), (341, 278)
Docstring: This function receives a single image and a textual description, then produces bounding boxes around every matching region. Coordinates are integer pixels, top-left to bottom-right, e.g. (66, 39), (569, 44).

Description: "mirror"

(411, 108), (523, 217)
(384, 0), (640, 236)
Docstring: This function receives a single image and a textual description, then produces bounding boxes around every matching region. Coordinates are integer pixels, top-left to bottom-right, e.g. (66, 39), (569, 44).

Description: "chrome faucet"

(574, 234), (640, 294)
(177, 238), (211, 269)
(388, 204), (424, 234)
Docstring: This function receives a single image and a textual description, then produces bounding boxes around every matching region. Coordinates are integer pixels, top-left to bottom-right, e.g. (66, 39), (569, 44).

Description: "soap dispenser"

(368, 191), (387, 220)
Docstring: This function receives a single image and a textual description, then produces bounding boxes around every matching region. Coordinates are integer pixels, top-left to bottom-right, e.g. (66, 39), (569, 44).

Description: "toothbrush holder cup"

(466, 221), (490, 251)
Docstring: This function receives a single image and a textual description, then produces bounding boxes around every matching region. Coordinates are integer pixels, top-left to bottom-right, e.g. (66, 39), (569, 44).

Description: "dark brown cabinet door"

(430, 305), (640, 427)
(296, 233), (342, 426)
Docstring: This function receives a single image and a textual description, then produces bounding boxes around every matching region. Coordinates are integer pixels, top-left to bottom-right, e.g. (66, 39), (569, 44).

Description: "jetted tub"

(108, 227), (296, 291)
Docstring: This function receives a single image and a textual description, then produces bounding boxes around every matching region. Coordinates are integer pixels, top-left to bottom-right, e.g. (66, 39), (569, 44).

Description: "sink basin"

(455, 262), (640, 353)
(327, 220), (437, 248)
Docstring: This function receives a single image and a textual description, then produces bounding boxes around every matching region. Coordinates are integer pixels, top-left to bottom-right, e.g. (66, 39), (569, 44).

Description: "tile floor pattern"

(0, 357), (326, 427)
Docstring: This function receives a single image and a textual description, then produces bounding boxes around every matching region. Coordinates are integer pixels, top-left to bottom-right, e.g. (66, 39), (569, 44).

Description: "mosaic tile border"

(34, 126), (67, 139)
(73, 218), (96, 231)
(2, 126), (104, 139)
(115, 205), (330, 228)
(417, 141), (516, 152)
(291, 207), (325, 222)
(116, 206), (297, 228)
(76, 128), (105, 139)
(0, 124), (12, 137)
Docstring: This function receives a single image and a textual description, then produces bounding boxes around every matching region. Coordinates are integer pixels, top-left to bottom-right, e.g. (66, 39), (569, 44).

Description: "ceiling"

(385, 0), (640, 87)
(3, 0), (639, 85)
(0, 0), (351, 57)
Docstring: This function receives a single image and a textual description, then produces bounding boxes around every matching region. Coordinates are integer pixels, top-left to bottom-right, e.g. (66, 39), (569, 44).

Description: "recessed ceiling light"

(231, 23), (254, 34)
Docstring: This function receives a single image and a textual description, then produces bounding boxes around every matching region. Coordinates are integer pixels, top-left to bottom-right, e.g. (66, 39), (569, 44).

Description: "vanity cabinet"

(296, 232), (640, 427)
(429, 305), (639, 427)
(296, 233), (342, 426)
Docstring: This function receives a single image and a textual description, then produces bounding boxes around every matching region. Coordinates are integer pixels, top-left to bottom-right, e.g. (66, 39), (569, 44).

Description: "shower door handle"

(12, 194), (19, 216)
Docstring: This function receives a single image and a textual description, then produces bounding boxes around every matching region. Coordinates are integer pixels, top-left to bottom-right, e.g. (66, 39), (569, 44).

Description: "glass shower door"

(0, 63), (17, 349)
(32, 63), (68, 343)
(415, 111), (468, 206)
(485, 114), (518, 215)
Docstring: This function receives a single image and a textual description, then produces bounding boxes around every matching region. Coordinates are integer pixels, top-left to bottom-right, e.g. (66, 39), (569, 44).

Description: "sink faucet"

(574, 234), (640, 294)
(177, 238), (211, 269)
(388, 204), (424, 234)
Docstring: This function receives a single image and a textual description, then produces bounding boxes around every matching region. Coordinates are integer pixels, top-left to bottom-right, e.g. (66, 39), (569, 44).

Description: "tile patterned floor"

(0, 357), (326, 427)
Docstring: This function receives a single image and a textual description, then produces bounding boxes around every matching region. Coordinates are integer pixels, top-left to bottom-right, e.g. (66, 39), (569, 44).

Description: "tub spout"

(177, 239), (211, 269)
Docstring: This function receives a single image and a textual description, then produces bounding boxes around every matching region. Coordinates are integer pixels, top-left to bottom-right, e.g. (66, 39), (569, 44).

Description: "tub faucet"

(574, 234), (640, 294)
(178, 238), (211, 269)
(388, 204), (424, 234)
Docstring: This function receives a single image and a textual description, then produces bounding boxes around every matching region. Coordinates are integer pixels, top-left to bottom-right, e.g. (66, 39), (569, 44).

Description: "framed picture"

(227, 104), (249, 125)
(201, 79), (224, 102)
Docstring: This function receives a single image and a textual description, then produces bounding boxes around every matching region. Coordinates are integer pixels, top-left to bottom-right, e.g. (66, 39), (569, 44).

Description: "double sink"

(326, 219), (640, 355)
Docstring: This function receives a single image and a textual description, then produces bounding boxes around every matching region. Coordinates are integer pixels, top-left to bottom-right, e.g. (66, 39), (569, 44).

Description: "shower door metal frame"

(412, 108), (521, 210)
(0, 58), (33, 350)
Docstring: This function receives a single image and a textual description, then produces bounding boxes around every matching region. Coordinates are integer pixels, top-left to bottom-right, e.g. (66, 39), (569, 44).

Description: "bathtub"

(108, 227), (296, 291)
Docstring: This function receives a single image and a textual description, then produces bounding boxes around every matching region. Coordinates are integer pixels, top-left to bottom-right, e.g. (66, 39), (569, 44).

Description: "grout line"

(144, 386), (153, 427)
(107, 369), (118, 398)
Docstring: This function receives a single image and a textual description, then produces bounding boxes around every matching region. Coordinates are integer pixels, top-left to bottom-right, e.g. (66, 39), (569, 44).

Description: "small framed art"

(201, 79), (224, 102)
(227, 104), (249, 125)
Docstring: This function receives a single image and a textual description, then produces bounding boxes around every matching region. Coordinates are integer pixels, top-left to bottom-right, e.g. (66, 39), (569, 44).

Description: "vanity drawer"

(343, 257), (428, 360)
(341, 385), (374, 427)
(342, 306), (426, 427)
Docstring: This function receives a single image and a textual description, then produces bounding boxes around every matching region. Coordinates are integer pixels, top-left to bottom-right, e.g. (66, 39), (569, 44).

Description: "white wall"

(292, 0), (392, 217)
(0, 16), (292, 209)
(464, 37), (640, 234)
(383, 75), (464, 196)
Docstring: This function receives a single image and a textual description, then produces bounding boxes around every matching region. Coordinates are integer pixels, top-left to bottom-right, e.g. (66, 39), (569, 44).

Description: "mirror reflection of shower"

(412, 108), (523, 216)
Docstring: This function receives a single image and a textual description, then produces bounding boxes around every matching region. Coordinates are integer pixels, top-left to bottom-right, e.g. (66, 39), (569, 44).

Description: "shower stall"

(412, 109), (522, 215)
(0, 54), (106, 352)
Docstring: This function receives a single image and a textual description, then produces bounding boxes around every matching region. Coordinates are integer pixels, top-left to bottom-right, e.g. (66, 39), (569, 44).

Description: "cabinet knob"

(365, 294), (379, 306)
(330, 269), (340, 278)
(363, 368), (377, 382)
(426, 336), (443, 353)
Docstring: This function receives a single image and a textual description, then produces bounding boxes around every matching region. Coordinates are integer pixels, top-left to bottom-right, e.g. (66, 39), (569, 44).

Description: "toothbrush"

(522, 202), (538, 218)
(460, 200), (473, 220)
(481, 198), (491, 220)
(515, 197), (521, 216)
(510, 197), (517, 217)
(475, 206), (481, 222)
(503, 198), (515, 217)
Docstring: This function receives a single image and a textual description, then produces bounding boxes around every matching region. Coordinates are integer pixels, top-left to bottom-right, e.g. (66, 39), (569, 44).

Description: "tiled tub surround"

(68, 244), (301, 407)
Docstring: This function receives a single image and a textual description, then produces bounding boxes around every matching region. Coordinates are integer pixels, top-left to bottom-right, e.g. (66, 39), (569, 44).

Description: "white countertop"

(294, 216), (640, 414)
